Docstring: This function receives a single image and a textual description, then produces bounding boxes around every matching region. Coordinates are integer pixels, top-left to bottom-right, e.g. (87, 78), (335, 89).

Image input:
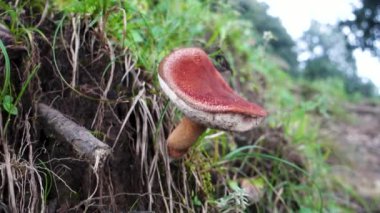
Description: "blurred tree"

(303, 56), (343, 80)
(230, 0), (299, 75)
(340, 0), (380, 57)
(300, 21), (357, 78)
(345, 75), (378, 97)
(301, 21), (378, 97)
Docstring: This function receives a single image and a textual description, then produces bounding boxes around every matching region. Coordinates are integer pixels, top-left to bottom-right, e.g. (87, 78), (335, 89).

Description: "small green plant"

(37, 160), (54, 203)
(0, 40), (17, 115)
(2, 95), (17, 115)
(215, 180), (250, 213)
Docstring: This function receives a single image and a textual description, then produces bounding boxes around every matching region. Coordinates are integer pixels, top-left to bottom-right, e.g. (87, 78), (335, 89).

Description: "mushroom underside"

(159, 76), (263, 132)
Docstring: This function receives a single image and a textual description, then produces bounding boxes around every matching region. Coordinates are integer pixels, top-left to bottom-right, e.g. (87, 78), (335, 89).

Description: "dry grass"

(0, 3), (185, 211)
(0, 1), (367, 212)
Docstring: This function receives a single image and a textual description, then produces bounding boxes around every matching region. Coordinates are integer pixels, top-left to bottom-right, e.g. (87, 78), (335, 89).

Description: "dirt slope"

(324, 102), (380, 210)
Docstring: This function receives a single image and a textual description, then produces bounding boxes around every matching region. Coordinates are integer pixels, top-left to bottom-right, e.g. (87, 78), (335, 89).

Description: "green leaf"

(227, 180), (242, 192)
(130, 30), (144, 43)
(3, 95), (18, 115)
(298, 207), (315, 213)
(192, 195), (202, 206)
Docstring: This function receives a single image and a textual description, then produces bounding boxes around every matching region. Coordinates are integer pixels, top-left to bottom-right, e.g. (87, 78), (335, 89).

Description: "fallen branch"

(38, 103), (111, 165)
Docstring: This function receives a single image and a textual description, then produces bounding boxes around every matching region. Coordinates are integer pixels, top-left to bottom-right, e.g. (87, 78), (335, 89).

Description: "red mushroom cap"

(158, 48), (267, 117)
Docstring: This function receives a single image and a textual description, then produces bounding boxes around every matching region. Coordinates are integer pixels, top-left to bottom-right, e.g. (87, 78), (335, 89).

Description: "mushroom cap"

(158, 47), (267, 132)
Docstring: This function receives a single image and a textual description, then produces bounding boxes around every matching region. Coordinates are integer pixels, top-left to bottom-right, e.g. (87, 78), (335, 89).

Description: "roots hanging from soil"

(0, 3), (306, 212)
(0, 7), (185, 211)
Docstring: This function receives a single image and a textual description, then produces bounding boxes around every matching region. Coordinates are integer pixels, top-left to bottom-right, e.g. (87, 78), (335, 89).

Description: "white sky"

(257, 0), (380, 88)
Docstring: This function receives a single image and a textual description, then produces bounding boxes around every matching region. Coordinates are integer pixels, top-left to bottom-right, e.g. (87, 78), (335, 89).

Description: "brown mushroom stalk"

(167, 117), (206, 158)
(158, 48), (267, 159)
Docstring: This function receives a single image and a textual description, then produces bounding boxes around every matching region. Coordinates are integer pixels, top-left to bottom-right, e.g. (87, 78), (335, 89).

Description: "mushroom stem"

(167, 117), (206, 159)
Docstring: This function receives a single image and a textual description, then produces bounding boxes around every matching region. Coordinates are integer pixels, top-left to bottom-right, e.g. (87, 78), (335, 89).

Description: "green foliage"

(345, 75), (378, 97)
(300, 22), (356, 77)
(231, 0), (299, 74)
(2, 95), (18, 115)
(37, 160), (54, 202)
(54, 0), (116, 14)
(0, 5), (41, 117)
(303, 56), (343, 80)
(215, 180), (250, 213)
(300, 21), (378, 97)
(0, 39), (18, 115)
(104, 0), (212, 69)
(3, 0), (374, 211)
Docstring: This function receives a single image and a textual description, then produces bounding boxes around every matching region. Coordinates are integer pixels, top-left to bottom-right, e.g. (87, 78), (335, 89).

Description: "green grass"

(1, 0), (371, 211)
(91, 0), (364, 211)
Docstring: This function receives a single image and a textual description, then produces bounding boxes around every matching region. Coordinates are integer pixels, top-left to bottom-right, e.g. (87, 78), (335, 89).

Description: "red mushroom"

(158, 48), (267, 159)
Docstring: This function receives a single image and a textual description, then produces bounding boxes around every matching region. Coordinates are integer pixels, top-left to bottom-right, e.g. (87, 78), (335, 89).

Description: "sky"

(257, 0), (380, 88)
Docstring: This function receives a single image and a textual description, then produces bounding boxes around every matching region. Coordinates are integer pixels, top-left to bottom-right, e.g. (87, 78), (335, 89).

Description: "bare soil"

(323, 102), (380, 211)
